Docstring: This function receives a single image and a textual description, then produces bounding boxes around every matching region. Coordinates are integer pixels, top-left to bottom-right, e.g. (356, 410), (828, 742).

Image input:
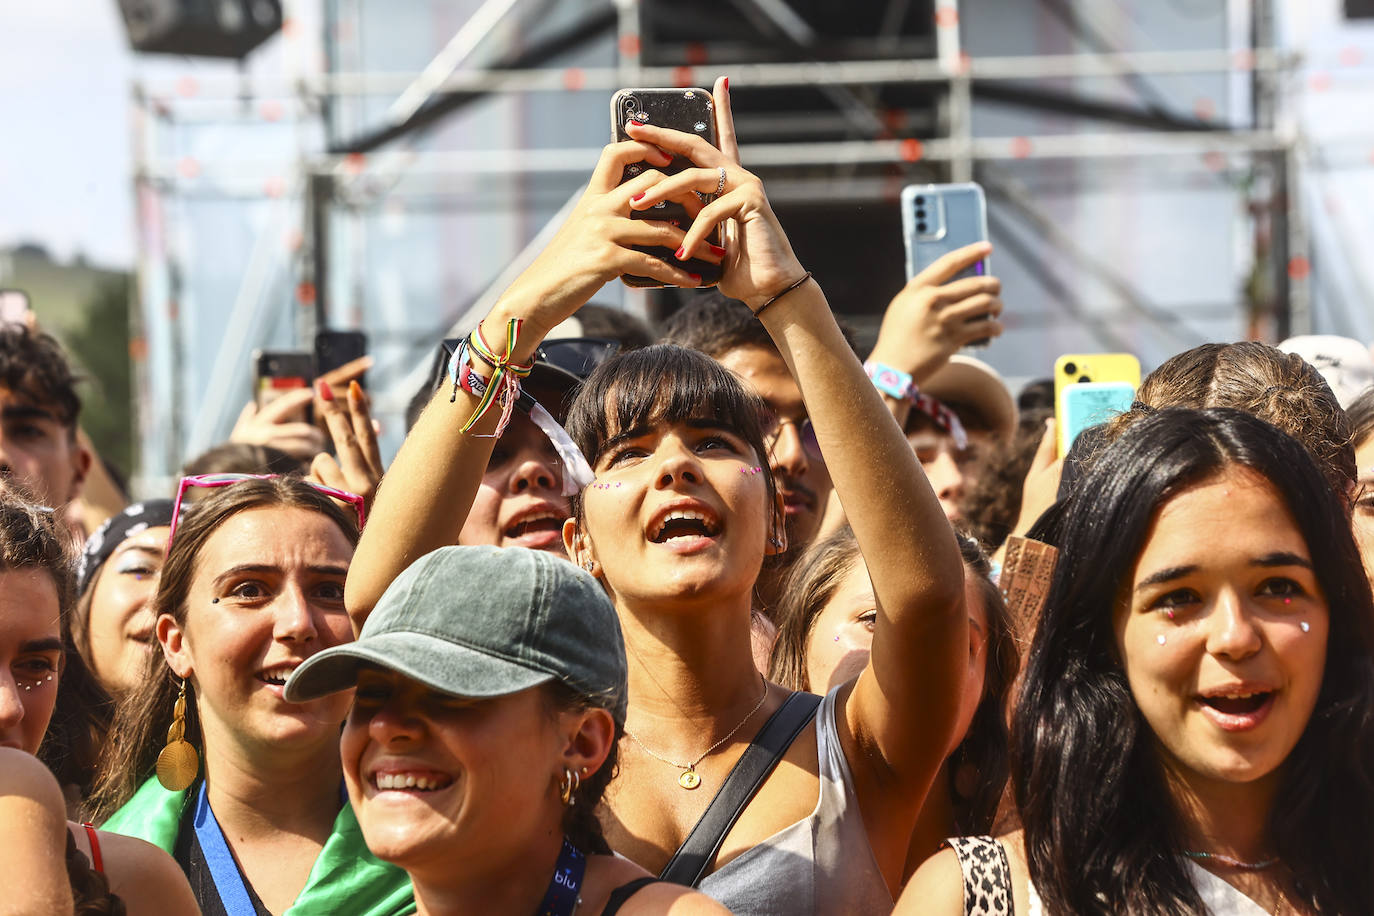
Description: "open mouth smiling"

(649, 508), (722, 544)
(370, 770), (455, 793)
(1195, 685), (1277, 731)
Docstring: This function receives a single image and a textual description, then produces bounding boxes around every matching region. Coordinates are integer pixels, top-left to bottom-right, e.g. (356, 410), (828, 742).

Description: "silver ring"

(714, 166), (727, 196)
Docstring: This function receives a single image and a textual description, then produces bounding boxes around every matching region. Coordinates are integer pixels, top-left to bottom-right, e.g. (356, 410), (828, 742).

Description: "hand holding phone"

(869, 241), (1003, 384)
(611, 87), (722, 288)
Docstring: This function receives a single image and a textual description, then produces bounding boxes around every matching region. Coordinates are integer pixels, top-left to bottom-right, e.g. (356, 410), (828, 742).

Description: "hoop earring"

(559, 766), (581, 806)
(156, 678), (200, 792)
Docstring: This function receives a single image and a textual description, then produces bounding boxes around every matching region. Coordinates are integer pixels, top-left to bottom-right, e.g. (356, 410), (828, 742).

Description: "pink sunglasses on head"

(167, 473), (366, 550)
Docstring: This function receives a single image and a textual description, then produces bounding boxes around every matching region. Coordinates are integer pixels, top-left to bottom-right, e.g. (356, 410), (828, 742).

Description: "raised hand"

(490, 140), (722, 350)
(624, 77), (806, 311)
(868, 242), (1004, 384)
(309, 379), (384, 512)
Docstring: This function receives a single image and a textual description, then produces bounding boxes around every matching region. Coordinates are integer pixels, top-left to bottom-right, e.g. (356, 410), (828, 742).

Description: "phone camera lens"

(1063, 362), (1078, 375)
(917, 222), (928, 233)
(916, 208), (926, 219)
(915, 195), (925, 205)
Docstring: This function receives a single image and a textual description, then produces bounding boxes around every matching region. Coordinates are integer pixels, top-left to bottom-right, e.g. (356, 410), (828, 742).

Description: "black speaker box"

(116, 0), (282, 58)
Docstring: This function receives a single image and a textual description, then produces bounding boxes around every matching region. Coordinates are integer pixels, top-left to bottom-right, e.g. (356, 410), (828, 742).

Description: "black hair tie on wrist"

(752, 271), (813, 319)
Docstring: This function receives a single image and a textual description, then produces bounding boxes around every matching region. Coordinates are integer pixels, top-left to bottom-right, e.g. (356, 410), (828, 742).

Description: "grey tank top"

(696, 687), (894, 915)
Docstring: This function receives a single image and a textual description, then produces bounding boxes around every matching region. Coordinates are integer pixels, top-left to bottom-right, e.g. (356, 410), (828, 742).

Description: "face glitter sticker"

(1156, 634), (1167, 646)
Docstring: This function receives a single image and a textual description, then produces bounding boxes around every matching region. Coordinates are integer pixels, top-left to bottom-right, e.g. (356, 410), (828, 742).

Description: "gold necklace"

(624, 673), (769, 790)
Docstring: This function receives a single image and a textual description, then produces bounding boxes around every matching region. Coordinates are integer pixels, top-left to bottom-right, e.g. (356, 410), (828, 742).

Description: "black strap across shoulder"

(658, 690), (823, 887)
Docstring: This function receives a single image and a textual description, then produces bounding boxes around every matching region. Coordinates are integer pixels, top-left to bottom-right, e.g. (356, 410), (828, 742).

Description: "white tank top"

(696, 687), (894, 915)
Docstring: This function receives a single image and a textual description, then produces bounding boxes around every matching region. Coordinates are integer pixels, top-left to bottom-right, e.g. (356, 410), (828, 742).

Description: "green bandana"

(103, 777), (415, 915)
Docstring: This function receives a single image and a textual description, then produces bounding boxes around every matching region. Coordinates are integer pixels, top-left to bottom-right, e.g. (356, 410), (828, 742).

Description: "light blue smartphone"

(1058, 381), (1136, 456)
(900, 182), (991, 345)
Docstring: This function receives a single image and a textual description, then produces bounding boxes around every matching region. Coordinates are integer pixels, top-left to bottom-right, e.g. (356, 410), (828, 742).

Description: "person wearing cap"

(286, 545), (728, 916)
(859, 244), (1010, 525)
(902, 355), (1018, 523)
(400, 336), (619, 559)
(74, 499), (177, 697)
(1278, 334), (1374, 409)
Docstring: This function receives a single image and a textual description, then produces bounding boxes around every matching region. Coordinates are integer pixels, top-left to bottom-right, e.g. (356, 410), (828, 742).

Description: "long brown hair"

(87, 478), (359, 821)
(769, 525), (1019, 833)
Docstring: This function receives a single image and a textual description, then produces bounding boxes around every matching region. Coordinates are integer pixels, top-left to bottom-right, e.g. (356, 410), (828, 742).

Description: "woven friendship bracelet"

(751, 271), (813, 319)
(457, 319), (535, 436)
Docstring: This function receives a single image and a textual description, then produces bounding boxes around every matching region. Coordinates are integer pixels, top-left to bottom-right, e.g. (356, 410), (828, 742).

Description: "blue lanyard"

(193, 781), (258, 915)
(535, 838), (586, 916)
(192, 781), (348, 916)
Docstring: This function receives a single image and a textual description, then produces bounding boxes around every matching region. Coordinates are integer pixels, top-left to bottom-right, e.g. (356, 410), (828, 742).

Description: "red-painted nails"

(708, 244), (727, 257)
(688, 273), (702, 283)
(632, 192), (645, 202)
(348, 380), (363, 401)
(317, 380), (334, 401)
(674, 246), (687, 260)
(723, 77), (729, 91)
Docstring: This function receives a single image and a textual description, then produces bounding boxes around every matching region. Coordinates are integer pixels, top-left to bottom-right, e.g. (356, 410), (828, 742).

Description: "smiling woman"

(900, 408), (1374, 915)
(284, 545), (727, 916)
(88, 476), (415, 916)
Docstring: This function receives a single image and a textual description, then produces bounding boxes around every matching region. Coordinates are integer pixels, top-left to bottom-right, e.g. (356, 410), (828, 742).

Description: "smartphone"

(314, 329), (368, 389)
(1057, 381), (1136, 457)
(0, 289), (31, 325)
(253, 349), (313, 417)
(1053, 353), (1141, 456)
(611, 87), (721, 289)
(902, 182), (991, 346)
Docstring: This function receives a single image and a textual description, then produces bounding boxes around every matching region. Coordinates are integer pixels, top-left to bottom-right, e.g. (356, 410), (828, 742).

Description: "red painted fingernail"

(632, 192), (645, 202)
(709, 244), (727, 257)
(688, 273), (702, 283)
(675, 246), (687, 260)
(348, 380), (363, 400)
(317, 380), (334, 401)
(723, 77), (729, 91)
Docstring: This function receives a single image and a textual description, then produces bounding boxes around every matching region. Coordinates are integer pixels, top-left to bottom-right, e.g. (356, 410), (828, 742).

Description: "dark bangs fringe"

(568, 344), (770, 463)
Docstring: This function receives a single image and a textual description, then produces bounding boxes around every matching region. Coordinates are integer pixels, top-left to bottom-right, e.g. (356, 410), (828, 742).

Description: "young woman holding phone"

(349, 78), (968, 912)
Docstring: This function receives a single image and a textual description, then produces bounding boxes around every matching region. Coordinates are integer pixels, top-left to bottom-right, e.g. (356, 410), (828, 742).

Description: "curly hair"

(0, 323), (82, 429)
(1105, 341), (1356, 497)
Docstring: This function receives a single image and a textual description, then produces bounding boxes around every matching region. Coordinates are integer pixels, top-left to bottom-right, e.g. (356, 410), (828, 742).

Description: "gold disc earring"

(156, 679), (200, 791)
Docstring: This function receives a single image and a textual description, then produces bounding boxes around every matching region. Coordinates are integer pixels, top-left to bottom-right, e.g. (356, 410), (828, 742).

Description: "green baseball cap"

(284, 545), (627, 723)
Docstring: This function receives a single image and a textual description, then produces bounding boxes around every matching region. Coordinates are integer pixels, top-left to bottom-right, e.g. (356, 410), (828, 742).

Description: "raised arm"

(345, 141), (715, 628)
(626, 77), (967, 871)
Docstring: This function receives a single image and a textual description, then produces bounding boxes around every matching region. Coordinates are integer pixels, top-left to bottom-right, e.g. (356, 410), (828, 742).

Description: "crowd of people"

(3, 77), (1374, 915)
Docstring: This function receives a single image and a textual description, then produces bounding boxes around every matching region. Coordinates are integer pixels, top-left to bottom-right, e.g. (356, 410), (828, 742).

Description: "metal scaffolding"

(129, 0), (1319, 491)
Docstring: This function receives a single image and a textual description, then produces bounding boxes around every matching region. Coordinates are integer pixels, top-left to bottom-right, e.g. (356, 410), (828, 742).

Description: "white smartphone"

(900, 182), (991, 346)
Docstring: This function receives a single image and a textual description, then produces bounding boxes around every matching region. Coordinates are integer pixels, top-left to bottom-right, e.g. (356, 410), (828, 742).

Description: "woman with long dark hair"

(349, 78), (969, 912)
(901, 407), (1374, 914)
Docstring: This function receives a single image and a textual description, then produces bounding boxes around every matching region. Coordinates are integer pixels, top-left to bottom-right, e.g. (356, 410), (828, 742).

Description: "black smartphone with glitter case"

(611, 87), (722, 289)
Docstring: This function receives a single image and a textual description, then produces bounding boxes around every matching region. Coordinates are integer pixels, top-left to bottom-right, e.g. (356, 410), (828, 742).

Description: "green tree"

(64, 275), (134, 482)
